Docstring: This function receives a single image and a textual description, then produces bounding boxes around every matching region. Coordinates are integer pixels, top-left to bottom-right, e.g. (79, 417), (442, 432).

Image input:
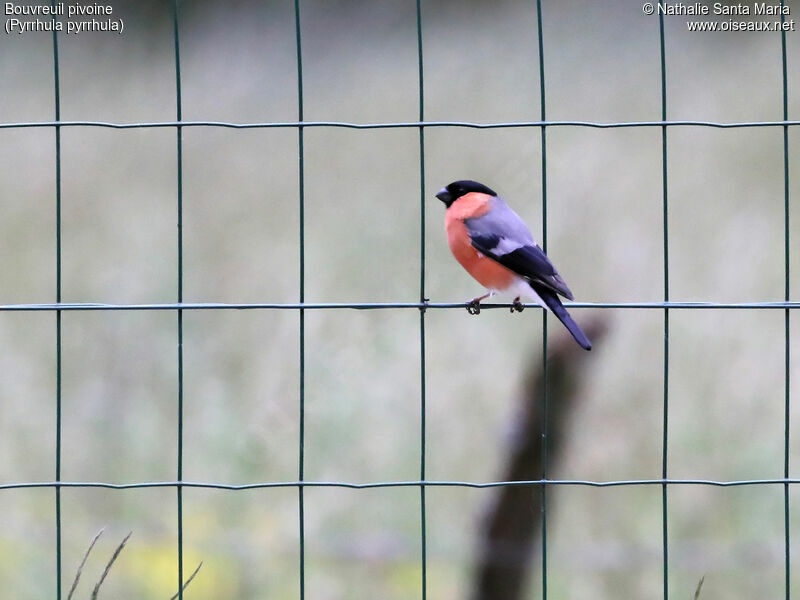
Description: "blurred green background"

(1, 0), (799, 598)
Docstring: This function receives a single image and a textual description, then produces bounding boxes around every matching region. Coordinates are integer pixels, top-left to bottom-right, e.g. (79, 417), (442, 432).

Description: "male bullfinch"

(436, 180), (592, 351)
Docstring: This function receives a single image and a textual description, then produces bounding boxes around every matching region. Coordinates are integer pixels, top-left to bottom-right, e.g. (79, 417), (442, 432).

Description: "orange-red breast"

(436, 179), (591, 351)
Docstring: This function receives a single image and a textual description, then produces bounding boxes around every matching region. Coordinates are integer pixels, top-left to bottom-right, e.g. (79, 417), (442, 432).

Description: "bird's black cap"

(435, 180), (497, 208)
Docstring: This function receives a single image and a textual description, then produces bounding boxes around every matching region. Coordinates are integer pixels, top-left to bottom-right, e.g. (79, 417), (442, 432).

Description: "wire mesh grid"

(0, 1), (794, 598)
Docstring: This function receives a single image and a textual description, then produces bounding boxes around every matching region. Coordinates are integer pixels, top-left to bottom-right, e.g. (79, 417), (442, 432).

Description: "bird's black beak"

(436, 187), (452, 206)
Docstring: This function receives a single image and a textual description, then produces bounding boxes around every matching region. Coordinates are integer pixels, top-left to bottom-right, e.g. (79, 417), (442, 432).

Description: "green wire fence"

(0, 1), (794, 599)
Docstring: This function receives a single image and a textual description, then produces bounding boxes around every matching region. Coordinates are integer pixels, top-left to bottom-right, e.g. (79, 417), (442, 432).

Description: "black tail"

(535, 286), (592, 351)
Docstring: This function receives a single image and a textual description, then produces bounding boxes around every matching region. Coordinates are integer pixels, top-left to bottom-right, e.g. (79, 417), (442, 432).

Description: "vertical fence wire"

(658, 11), (670, 600)
(780, 1), (791, 598)
(534, 1), (549, 598)
(50, 0), (62, 596)
(170, 1), (185, 597)
(415, 1), (428, 599)
(294, 1), (306, 598)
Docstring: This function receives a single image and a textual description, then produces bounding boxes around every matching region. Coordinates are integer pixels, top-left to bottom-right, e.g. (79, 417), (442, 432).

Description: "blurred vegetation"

(1, 0), (799, 598)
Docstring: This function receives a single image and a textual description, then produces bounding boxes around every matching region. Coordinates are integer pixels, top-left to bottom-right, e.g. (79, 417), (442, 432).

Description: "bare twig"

(90, 531), (132, 599)
(170, 561), (204, 600)
(67, 529), (105, 600)
(693, 575), (706, 599)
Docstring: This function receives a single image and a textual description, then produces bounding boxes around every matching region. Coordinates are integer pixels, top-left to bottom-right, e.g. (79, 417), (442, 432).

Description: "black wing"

(469, 232), (575, 300)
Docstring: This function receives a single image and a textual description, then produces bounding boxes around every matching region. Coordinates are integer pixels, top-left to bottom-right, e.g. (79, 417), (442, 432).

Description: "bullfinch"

(436, 180), (591, 351)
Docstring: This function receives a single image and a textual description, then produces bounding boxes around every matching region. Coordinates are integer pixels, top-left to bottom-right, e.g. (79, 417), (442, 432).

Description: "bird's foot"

(466, 299), (481, 315)
(466, 292), (492, 315)
(510, 297), (525, 313)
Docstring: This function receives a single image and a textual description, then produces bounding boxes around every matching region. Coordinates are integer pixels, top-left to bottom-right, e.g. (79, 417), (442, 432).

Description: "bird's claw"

(466, 300), (481, 315)
(510, 298), (525, 313)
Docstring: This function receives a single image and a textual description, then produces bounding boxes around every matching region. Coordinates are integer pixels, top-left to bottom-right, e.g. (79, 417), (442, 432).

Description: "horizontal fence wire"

(4, 479), (800, 491)
(2, 301), (799, 311)
(1, 119), (799, 130)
